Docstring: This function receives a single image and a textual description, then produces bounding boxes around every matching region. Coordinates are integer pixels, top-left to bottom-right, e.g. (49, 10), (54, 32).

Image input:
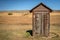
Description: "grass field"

(0, 13), (60, 40)
(0, 24), (32, 40)
(0, 24), (60, 40)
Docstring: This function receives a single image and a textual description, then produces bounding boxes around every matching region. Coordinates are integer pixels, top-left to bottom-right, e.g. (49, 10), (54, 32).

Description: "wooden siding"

(32, 12), (50, 37)
(31, 3), (52, 37)
(33, 5), (51, 12)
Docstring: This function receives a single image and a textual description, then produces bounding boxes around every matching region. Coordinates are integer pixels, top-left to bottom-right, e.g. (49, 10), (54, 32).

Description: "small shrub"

(8, 13), (13, 15)
(24, 32), (31, 38)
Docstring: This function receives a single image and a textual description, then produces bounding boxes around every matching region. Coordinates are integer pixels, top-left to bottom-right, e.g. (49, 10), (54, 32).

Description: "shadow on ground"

(26, 30), (32, 36)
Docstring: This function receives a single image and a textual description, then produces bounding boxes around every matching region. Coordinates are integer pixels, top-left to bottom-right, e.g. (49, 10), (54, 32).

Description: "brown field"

(0, 11), (60, 40)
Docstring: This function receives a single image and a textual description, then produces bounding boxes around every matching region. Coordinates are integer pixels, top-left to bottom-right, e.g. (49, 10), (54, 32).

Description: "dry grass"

(0, 12), (60, 40)
(0, 24), (60, 40)
(0, 24), (32, 40)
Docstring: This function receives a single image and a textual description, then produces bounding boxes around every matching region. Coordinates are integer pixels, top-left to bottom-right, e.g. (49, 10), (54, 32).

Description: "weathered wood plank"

(30, 3), (52, 37)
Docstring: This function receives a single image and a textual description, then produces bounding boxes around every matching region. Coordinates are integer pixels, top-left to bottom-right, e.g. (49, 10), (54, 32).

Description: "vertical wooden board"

(39, 13), (42, 35)
(41, 13), (45, 36)
(44, 13), (50, 36)
(42, 13), (50, 36)
(32, 13), (35, 36)
(33, 13), (42, 36)
(47, 13), (50, 36)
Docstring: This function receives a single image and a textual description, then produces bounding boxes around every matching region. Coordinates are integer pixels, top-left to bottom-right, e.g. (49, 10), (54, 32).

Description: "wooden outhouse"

(30, 3), (52, 37)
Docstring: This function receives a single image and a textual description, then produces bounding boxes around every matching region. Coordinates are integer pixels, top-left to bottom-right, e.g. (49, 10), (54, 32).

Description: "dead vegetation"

(0, 11), (60, 40)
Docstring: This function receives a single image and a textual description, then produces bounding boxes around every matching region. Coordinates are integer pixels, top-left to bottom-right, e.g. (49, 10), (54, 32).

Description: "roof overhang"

(30, 3), (52, 12)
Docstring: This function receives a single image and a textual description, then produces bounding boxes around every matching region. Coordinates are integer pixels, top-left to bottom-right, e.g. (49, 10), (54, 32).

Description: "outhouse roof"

(30, 3), (52, 12)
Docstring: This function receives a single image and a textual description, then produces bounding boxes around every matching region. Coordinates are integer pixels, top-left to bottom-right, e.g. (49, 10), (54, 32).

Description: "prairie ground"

(0, 24), (32, 40)
(0, 24), (60, 40)
(0, 13), (60, 40)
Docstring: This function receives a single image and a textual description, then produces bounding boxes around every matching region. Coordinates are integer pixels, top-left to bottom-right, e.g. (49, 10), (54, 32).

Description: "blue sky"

(0, 0), (60, 11)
